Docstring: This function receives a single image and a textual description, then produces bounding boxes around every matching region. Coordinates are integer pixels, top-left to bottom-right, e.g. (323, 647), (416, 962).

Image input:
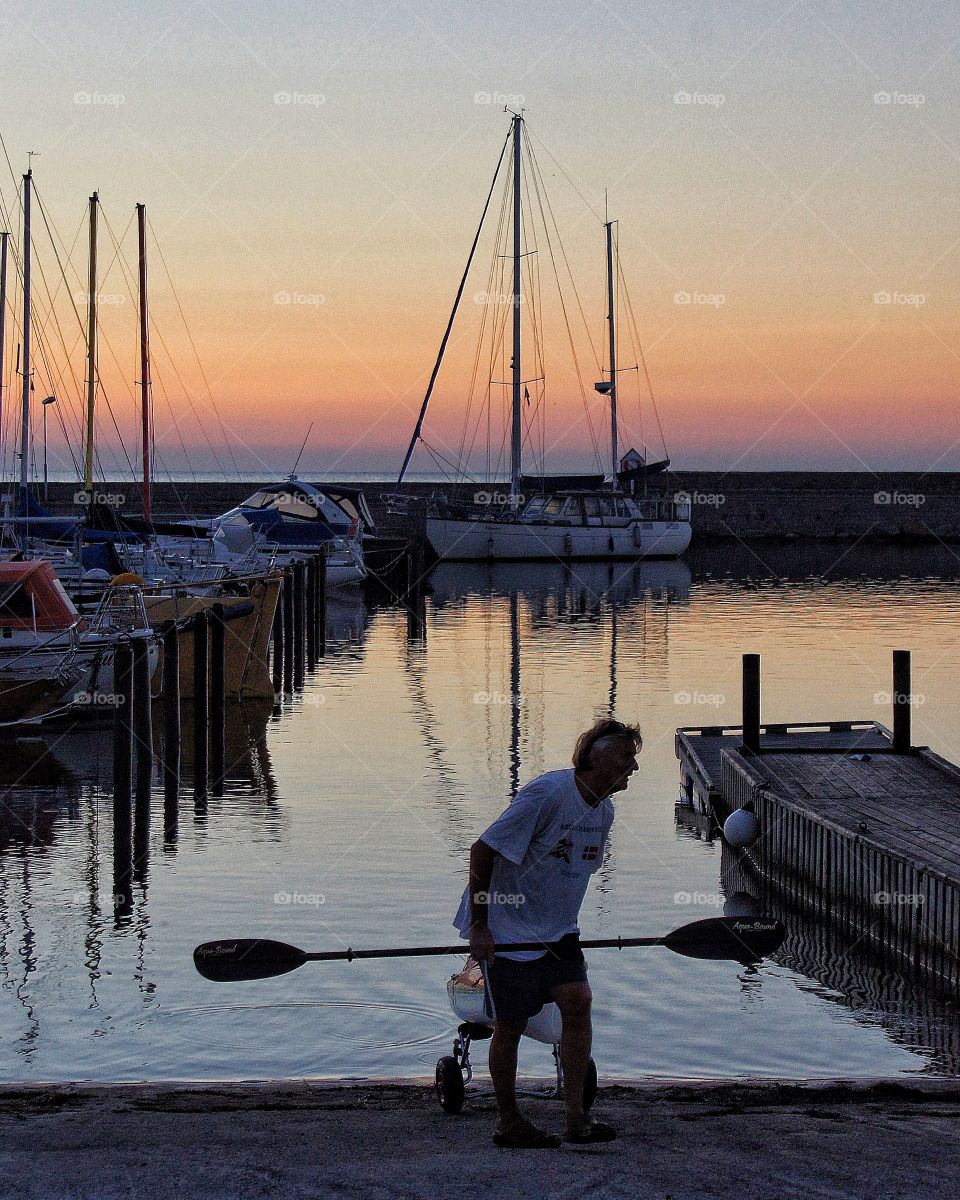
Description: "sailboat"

(395, 114), (692, 563)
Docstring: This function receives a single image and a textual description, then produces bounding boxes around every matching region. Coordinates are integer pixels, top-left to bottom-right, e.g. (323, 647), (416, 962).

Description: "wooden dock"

(676, 653), (960, 1000)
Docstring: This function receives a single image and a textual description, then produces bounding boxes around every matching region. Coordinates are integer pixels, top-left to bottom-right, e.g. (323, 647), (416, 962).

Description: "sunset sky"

(0, 0), (958, 481)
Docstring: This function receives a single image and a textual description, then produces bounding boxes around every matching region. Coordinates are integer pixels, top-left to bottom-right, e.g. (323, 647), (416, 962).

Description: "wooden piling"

(132, 637), (153, 884)
(162, 622), (180, 847)
(306, 554), (318, 667)
(893, 649), (911, 753)
(193, 610), (209, 802)
(282, 568), (294, 693)
(317, 548), (327, 658)
(112, 641), (134, 918)
(271, 578), (284, 700)
(112, 641), (134, 806)
(132, 637), (153, 794)
(742, 653), (761, 753)
(293, 560), (306, 690)
(210, 602), (226, 796)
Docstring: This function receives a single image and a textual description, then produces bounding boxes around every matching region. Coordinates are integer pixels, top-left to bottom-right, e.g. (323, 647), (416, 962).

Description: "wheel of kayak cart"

(583, 1058), (598, 1112)
(435, 1055), (465, 1114)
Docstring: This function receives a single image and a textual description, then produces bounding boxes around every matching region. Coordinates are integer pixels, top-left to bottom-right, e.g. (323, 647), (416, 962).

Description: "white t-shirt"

(453, 769), (614, 960)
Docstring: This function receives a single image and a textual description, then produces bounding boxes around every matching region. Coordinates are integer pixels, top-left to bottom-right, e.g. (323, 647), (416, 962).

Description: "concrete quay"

(0, 1078), (956, 1199)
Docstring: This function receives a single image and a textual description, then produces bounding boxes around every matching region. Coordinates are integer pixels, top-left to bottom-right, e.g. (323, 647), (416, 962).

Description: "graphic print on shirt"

(548, 837), (573, 863)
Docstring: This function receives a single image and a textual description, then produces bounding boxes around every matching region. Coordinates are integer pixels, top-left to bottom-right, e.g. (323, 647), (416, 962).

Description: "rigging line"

(14, 196), (92, 476)
(524, 139), (603, 476)
(526, 138), (603, 374)
(146, 215), (242, 480)
(618, 253), (669, 457)
(33, 191), (138, 483)
(456, 147), (512, 482)
(519, 170), (545, 476)
(526, 130), (605, 225)
(396, 124), (512, 487)
(460, 163), (514, 484)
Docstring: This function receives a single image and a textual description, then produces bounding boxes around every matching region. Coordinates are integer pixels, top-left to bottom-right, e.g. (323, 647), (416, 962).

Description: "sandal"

(492, 1121), (562, 1149)
(563, 1120), (617, 1144)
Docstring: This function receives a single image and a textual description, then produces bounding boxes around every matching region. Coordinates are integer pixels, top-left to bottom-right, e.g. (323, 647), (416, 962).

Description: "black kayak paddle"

(193, 916), (785, 983)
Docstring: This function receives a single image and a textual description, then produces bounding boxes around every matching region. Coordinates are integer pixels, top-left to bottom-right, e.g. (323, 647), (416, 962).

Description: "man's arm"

(468, 837), (497, 964)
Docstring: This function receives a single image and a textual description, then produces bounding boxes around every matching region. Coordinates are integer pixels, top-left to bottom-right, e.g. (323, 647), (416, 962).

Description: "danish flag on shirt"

(582, 845), (600, 862)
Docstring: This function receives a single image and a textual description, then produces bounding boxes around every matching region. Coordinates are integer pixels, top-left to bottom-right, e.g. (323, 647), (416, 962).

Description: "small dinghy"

(437, 957), (596, 1115)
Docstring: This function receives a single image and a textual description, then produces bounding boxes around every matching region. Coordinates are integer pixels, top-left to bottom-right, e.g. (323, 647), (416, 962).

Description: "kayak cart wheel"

(583, 1057), (598, 1112)
(435, 1055), (465, 1114)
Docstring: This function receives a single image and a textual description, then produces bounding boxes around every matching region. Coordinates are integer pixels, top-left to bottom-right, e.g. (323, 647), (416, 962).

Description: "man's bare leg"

(488, 1017), (528, 1131)
(552, 981), (594, 1135)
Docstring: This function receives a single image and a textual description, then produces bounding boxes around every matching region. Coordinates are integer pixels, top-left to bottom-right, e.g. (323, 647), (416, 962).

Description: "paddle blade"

(661, 916), (785, 962)
(194, 939), (308, 982)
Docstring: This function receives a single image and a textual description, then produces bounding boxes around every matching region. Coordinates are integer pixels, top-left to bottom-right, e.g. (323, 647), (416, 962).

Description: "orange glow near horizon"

(1, 2), (958, 479)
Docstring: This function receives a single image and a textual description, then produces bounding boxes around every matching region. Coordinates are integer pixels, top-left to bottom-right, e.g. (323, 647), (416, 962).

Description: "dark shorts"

(483, 933), (588, 1023)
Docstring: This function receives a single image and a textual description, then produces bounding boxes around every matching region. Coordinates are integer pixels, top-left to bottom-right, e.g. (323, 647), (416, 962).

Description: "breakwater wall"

(38, 473), (960, 542)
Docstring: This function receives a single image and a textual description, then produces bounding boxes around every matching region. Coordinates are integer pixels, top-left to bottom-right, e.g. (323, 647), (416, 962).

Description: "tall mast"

(509, 113), (523, 502)
(605, 218), (618, 483)
(136, 203), (152, 523)
(84, 190), (98, 498)
(0, 230), (8, 469)
(19, 171), (31, 492)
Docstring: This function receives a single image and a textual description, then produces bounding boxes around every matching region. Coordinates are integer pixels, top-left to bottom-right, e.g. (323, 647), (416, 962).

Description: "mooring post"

(193, 609), (209, 801)
(317, 548), (327, 658)
(272, 577), (284, 701)
(132, 636), (153, 793)
(893, 649), (912, 753)
(162, 622), (180, 847)
(210, 602), (226, 795)
(293, 559), (306, 690)
(132, 637), (153, 883)
(306, 554), (318, 667)
(742, 652), (761, 753)
(112, 640), (134, 918)
(282, 568), (294, 694)
(113, 640), (134, 805)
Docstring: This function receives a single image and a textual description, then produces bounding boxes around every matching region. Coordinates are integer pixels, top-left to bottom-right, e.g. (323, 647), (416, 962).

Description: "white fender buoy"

(723, 891), (760, 918)
(723, 805), (760, 849)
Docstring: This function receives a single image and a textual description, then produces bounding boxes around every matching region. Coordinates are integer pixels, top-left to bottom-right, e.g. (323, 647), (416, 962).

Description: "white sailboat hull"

(426, 516), (692, 562)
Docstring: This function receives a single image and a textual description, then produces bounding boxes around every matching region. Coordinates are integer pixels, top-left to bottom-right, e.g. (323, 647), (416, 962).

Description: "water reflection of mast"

(509, 590), (521, 799)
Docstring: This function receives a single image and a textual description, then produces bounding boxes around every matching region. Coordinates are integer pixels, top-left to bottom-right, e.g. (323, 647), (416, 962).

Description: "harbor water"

(2, 542), (960, 1082)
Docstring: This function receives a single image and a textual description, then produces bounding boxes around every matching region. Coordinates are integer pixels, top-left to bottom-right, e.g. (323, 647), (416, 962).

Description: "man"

(453, 718), (641, 1148)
